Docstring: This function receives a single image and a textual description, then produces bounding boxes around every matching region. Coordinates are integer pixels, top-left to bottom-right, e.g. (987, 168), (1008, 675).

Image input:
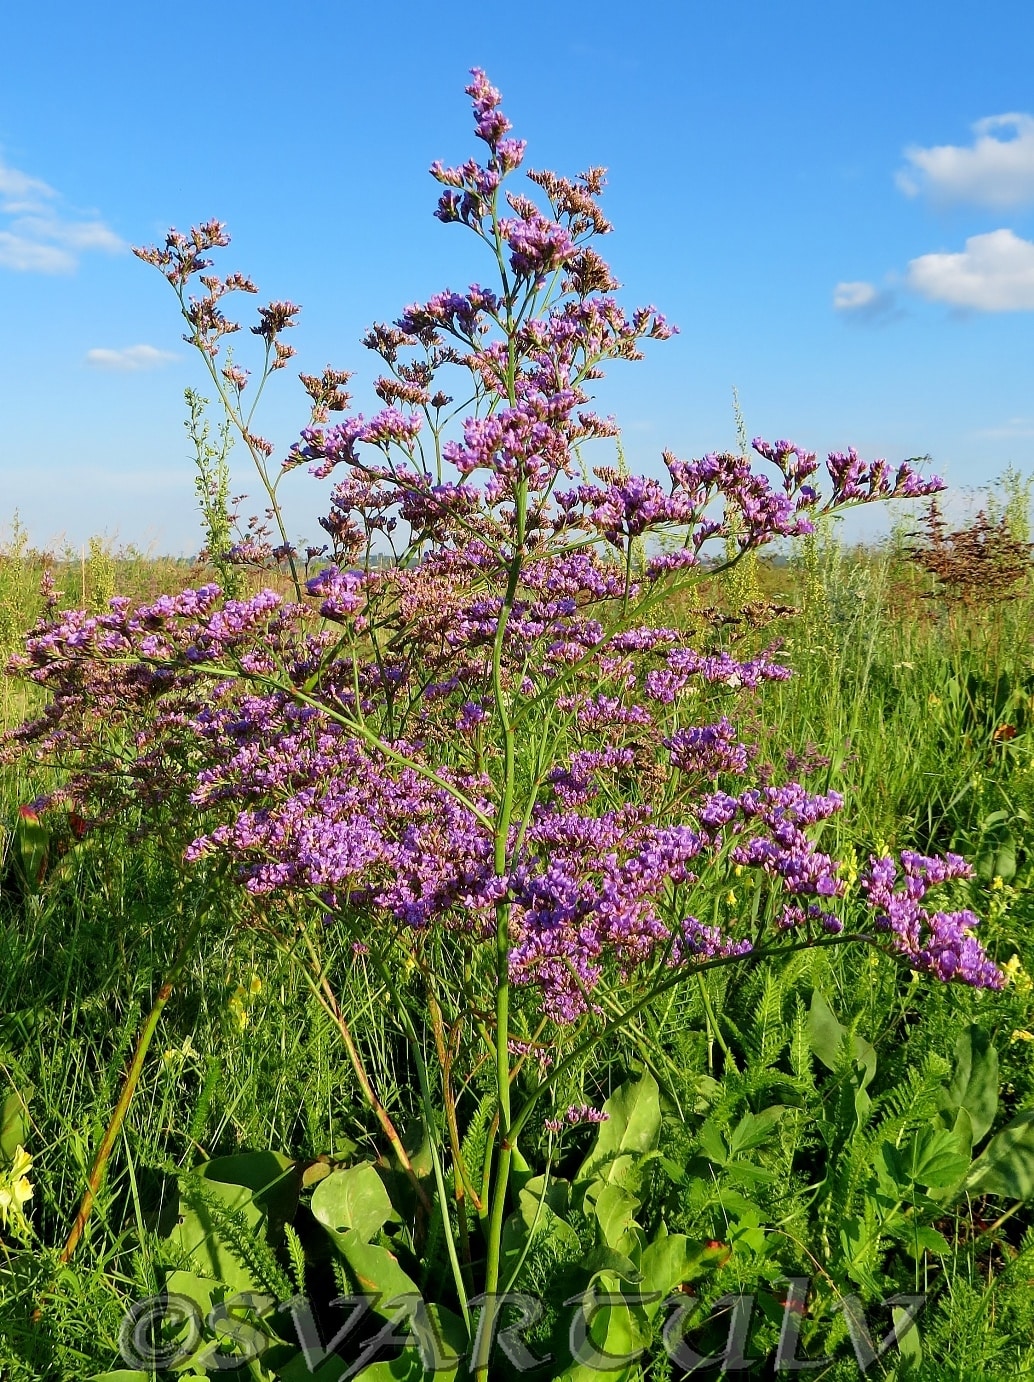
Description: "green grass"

(3, 525), (1034, 1378)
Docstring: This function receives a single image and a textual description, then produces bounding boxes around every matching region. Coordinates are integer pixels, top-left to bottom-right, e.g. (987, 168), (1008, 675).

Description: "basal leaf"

(311, 1162), (399, 1246)
(575, 1072), (660, 1193)
(639, 1231), (730, 1314)
(591, 1182), (641, 1253)
(168, 1181), (269, 1297)
(808, 991), (876, 1087)
(966, 1108), (1034, 1200)
(945, 1024), (998, 1146)
(1, 1085), (31, 1161)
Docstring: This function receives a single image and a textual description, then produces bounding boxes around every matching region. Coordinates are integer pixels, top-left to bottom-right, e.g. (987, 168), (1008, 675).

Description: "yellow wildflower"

(228, 986), (249, 1031)
(841, 845), (859, 890)
(1002, 954), (1032, 992)
(161, 1035), (197, 1069)
(0, 1145), (34, 1238)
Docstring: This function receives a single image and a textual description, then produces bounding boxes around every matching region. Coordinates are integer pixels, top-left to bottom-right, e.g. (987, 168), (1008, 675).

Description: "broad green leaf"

(510, 1143), (534, 1197)
(279, 1343), (383, 1382)
(519, 1173), (571, 1229)
(160, 1271), (284, 1372)
(975, 813), (1018, 883)
(501, 1170), (580, 1289)
(398, 1125), (432, 1180)
(657, 1154), (688, 1184)
(195, 1150), (296, 1195)
(575, 1073), (660, 1193)
(1, 1085), (30, 1161)
(162, 1267), (224, 1315)
(807, 989), (847, 1070)
(333, 1229), (421, 1300)
(168, 1181), (270, 1297)
(714, 1189), (763, 1220)
(854, 1082), (872, 1128)
(949, 1106), (975, 1165)
(945, 1024), (999, 1145)
(910, 1129), (972, 1189)
(893, 1304), (923, 1370)
(500, 1182), (581, 1293)
(881, 1129), (970, 1190)
(727, 1106), (786, 1156)
(729, 1219), (769, 1255)
(555, 1295), (646, 1382)
(580, 1246), (643, 1284)
(557, 1266), (653, 1382)
(995, 833), (1018, 882)
(697, 1119), (728, 1166)
(966, 1108), (1034, 1200)
(591, 1182), (641, 1253)
(839, 1215), (865, 1264)
(195, 1151), (300, 1239)
(692, 1074), (722, 1113)
(720, 1161), (778, 1186)
(639, 1232), (730, 1316)
(301, 1159), (333, 1189)
(311, 1162), (399, 1246)
(808, 992), (876, 1087)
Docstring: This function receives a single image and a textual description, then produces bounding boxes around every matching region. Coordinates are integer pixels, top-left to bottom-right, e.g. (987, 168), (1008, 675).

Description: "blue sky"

(3, 0), (1034, 553)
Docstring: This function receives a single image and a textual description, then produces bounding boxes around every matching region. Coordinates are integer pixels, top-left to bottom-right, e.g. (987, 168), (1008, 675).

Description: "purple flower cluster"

(644, 647), (791, 703)
(860, 851), (1004, 987)
(667, 719), (751, 776)
(3, 67), (1002, 1062)
(544, 1105), (609, 1134)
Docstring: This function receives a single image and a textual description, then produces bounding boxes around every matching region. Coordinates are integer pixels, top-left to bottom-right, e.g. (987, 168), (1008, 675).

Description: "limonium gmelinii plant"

(6, 69), (1002, 1375)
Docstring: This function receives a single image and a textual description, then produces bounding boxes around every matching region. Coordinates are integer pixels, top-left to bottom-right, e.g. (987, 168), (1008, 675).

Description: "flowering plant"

(4, 69), (1001, 1377)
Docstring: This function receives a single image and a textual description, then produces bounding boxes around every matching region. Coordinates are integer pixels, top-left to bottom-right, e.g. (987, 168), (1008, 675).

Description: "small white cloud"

(0, 232), (75, 273)
(85, 344), (178, 372)
(907, 228), (1034, 310)
(0, 152), (123, 273)
(17, 214), (123, 254)
(834, 281), (878, 310)
(833, 280), (898, 321)
(0, 162), (56, 213)
(897, 114), (1034, 208)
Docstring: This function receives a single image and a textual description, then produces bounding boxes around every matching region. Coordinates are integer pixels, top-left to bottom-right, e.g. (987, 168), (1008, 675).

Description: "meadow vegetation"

(2, 70), (1034, 1382)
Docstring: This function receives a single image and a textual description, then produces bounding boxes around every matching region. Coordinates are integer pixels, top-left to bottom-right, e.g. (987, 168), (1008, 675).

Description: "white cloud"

(0, 152), (123, 273)
(0, 162), (56, 213)
(907, 228), (1034, 310)
(0, 232), (75, 273)
(834, 281), (878, 310)
(897, 114), (1034, 208)
(16, 214), (123, 253)
(833, 279), (898, 321)
(85, 344), (178, 372)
